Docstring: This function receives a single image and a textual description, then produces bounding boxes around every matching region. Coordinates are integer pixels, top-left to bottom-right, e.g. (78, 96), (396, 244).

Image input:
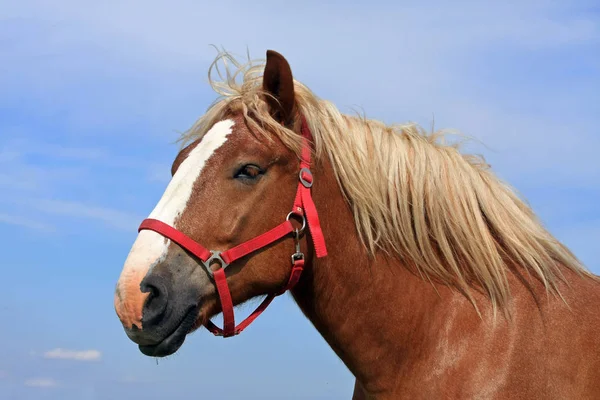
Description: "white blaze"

(118, 119), (235, 287)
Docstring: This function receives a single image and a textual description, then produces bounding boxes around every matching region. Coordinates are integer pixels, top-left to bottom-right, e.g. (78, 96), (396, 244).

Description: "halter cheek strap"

(138, 116), (327, 337)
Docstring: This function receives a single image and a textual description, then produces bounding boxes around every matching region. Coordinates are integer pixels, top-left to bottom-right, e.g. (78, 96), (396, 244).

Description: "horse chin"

(138, 306), (199, 358)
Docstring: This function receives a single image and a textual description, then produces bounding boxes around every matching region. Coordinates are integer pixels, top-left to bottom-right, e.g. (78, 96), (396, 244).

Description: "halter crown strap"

(138, 116), (327, 338)
(295, 115), (327, 258)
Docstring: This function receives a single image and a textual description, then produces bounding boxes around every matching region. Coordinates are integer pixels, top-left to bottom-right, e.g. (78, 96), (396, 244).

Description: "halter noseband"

(138, 116), (328, 337)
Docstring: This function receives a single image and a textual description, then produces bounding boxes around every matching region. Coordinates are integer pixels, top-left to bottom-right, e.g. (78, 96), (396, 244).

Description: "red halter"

(138, 116), (328, 337)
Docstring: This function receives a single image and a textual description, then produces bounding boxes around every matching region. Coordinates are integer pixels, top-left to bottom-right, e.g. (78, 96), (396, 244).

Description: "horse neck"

(291, 155), (452, 393)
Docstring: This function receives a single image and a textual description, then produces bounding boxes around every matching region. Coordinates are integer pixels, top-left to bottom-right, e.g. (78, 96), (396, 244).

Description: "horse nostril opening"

(140, 276), (169, 327)
(146, 284), (160, 301)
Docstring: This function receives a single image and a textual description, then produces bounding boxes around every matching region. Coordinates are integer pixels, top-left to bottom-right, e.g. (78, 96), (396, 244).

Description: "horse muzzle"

(114, 250), (208, 357)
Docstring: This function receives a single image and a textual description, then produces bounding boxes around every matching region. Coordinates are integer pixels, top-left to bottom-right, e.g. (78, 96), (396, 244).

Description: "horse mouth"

(138, 306), (199, 357)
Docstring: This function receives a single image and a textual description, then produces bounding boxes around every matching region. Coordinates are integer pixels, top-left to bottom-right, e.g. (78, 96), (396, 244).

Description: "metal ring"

(202, 251), (229, 278)
(286, 211), (306, 235)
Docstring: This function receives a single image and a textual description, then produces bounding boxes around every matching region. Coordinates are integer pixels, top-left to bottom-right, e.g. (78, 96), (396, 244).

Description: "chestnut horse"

(114, 50), (600, 398)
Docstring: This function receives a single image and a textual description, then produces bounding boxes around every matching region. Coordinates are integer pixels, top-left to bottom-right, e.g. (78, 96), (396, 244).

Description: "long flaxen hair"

(178, 50), (594, 317)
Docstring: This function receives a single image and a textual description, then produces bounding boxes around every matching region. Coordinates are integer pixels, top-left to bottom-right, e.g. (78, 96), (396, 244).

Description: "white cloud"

(0, 0), (597, 244)
(43, 348), (102, 361)
(5, 0), (597, 63)
(0, 159), (86, 194)
(0, 213), (55, 232)
(3, 0), (597, 189)
(31, 199), (142, 232)
(4, 139), (109, 162)
(3, 0), (597, 101)
(24, 378), (59, 388)
(0, 136), (150, 169)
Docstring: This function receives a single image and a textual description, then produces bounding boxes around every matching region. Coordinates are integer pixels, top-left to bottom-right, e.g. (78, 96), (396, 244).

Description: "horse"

(114, 49), (600, 399)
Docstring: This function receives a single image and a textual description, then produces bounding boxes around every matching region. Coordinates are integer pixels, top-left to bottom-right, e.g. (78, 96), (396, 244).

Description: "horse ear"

(262, 50), (296, 126)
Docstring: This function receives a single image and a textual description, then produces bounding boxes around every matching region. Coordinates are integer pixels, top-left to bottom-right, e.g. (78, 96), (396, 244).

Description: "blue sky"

(1, 0), (598, 398)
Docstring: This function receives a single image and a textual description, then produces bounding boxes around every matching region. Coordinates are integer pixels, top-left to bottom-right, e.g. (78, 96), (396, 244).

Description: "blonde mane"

(179, 50), (594, 315)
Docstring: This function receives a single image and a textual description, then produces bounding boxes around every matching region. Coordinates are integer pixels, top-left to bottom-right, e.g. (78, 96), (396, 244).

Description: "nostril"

(144, 283), (160, 301)
(140, 275), (169, 327)
(144, 285), (160, 308)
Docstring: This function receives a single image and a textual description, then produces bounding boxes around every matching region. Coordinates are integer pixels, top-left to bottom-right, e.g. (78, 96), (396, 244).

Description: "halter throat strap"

(138, 116), (327, 337)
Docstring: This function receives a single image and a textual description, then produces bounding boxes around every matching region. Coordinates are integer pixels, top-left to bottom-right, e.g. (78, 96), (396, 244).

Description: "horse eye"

(234, 164), (264, 181)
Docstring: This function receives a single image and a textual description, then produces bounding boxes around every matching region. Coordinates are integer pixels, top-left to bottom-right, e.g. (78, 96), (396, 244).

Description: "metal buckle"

(299, 168), (313, 188)
(202, 251), (229, 277)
